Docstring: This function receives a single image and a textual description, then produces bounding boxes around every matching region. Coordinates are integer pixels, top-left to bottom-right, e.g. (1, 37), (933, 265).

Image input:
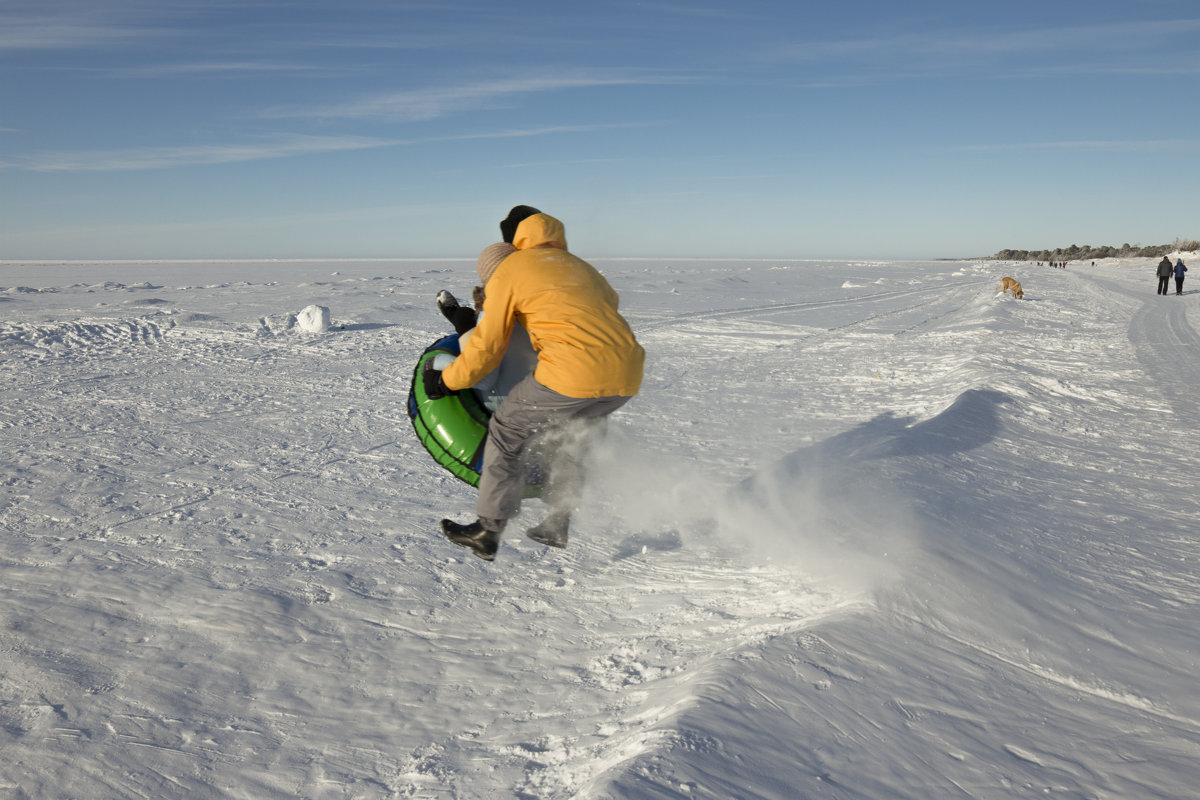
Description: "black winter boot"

(441, 518), (504, 561)
(436, 291), (477, 334)
(526, 513), (570, 549)
(436, 290), (460, 320)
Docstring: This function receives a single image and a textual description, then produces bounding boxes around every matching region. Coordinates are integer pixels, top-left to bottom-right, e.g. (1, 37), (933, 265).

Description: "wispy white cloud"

(957, 139), (1200, 153)
(0, 17), (144, 50)
(620, 3), (753, 21)
(1009, 62), (1200, 79)
(263, 73), (672, 121)
(766, 18), (1200, 78)
(17, 135), (398, 172)
(9, 123), (658, 172)
(106, 61), (329, 78)
(439, 121), (663, 143)
(494, 156), (646, 170)
(0, 0), (175, 50)
(971, 18), (1200, 57)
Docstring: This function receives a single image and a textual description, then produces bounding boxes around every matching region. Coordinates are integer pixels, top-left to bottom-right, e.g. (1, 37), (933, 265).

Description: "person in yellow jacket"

(423, 209), (645, 561)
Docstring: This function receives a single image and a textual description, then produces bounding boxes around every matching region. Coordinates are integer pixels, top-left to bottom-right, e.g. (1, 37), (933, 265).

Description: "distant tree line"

(991, 238), (1199, 262)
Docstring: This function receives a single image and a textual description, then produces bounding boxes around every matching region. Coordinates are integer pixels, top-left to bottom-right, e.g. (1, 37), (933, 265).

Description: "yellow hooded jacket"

(442, 214), (645, 399)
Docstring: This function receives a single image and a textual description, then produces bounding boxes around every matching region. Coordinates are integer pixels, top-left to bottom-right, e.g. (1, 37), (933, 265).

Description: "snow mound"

(254, 305), (333, 336)
(297, 304), (331, 333)
(0, 318), (171, 357)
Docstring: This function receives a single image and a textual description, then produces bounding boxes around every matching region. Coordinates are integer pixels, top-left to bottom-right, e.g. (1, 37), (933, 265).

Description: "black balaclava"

(500, 205), (541, 244)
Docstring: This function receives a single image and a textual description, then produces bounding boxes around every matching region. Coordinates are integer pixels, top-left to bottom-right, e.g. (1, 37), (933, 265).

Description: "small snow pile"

(297, 304), (331, 333)
(256, 305), (332, 336)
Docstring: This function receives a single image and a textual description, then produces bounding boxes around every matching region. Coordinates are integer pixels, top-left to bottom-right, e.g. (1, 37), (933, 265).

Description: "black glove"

(422, 361), (451, 400)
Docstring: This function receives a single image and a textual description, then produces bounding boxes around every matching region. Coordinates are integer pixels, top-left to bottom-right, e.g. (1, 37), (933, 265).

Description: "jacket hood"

(513, 213), (567, 251)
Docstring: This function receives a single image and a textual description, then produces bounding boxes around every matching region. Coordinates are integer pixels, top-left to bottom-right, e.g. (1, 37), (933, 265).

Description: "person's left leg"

(527, 400), (627, 548)
(548, 401), (625, 499)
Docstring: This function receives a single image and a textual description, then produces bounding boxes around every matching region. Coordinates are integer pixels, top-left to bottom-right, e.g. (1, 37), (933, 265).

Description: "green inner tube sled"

(407, 333), (542, 498)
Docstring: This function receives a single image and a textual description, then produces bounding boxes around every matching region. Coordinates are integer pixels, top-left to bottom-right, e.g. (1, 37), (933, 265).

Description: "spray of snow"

(585, 422), (916, 598)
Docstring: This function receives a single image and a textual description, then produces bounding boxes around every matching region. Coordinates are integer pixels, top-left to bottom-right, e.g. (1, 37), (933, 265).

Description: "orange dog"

(998, 277), (1024, 299)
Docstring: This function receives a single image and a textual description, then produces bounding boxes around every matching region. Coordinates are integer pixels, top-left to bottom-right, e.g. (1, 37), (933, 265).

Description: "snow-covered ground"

(2, 254), (1198, 799)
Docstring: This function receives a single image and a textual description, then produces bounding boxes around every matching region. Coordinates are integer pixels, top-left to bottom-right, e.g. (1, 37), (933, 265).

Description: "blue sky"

(2, 0), (1197, 260)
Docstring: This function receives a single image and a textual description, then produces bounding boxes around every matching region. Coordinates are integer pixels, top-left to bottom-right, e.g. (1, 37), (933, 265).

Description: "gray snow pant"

(476, 375), (631, 525)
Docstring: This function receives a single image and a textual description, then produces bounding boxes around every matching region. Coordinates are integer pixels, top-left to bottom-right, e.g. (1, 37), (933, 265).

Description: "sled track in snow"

(826, 279), (994, 336)
(1084, 274), (1200, 421)
(630, 279), (993, 336)
(1127, 293), (1200, 420)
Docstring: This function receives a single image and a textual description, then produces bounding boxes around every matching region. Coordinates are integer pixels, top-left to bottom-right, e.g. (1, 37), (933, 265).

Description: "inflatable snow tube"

(407, 334), (541, 498)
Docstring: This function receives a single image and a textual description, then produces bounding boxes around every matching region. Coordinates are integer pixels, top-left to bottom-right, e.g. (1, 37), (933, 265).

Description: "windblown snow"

(2, 256), (1198, 798)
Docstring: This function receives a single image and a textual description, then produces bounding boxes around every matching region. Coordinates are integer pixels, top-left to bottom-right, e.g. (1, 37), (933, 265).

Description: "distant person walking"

(1157, 256), (1173, 295)
(1174, 258), (1188, 295)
